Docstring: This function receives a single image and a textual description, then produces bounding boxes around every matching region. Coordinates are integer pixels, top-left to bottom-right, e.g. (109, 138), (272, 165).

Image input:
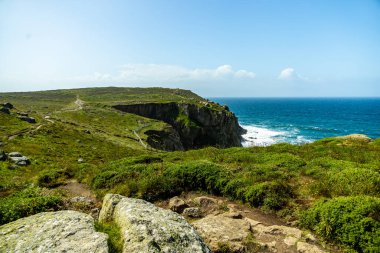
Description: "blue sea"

(211, 98), (380, 146)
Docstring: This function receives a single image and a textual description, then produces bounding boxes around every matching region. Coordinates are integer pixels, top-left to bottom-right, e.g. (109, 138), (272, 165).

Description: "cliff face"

(113, 102), (245, 151)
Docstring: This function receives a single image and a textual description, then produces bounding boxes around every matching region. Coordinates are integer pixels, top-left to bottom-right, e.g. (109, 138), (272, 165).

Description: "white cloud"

(235, 69), (256, 78)
(278, 68), (296, 80)
(73, 64), (256, 84)
(278, 67), (308, 82)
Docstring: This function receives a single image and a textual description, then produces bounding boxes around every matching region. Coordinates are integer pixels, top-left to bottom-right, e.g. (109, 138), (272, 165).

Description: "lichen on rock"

(0, 210), (108, 253)
(99, 193), (211, 253)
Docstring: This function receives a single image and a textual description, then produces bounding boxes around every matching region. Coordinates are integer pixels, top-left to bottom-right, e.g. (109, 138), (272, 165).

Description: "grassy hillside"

(0, 87), (379, 252)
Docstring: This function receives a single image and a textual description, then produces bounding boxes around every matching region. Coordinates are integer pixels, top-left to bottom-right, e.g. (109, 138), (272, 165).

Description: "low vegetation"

(0, 187), (62, 225)
(0, 87), (379, 252)
(300, 196), (380, 253)
(95, 222), (123, 253)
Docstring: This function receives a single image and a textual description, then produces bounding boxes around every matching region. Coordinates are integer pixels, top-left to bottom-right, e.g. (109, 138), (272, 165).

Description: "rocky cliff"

(113, 102), (245, 150)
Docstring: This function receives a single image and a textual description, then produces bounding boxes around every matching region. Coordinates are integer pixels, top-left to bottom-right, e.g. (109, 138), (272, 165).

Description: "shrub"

(300, 196), (380, 252)
(37, 169), (70, 188)
(0, 187), (62, 225)
(92, 170), (119, 189)
(138, 174), (181, 201)
(312, 168), (380, 197)
(244, 181), (293, 210)
(165, 160), (228, 194)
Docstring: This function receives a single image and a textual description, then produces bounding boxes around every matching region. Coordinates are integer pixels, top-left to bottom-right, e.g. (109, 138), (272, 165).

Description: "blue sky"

(1, 0), (379, 96)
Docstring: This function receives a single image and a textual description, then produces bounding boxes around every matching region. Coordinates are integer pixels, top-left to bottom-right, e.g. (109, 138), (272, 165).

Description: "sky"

(0, 0), (379, 97)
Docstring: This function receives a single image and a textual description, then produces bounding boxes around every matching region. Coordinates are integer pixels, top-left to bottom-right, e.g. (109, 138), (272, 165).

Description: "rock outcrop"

(0, 107), (10, 114)
(113, 102), (245, 150)
(192, 214), (252, 252)
(168, 196), (188, 213)
(0, 150), (7, 161)
(99, 194), (210, 253)
(0, 102), (13, 114)
(2, 102), (13, 109)
(162, 195), (326, 253)
(193, 213), (326, 253)
(18, 115), (36, 123)
(0, 210), (108, 253)
(8, 152), (30, 166)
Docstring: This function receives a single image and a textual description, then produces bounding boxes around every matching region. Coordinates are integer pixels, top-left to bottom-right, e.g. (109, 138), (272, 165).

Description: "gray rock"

(8, 152), (22, 157)
(0, 210), (108, 253)
(168, 196), (188, 213)
(99, 194), (210, 253)
(183, 207), (202, 218)
(17, 112), (29, 116)
(222, 211), (243, 219)
(18, 115), (36, 123)
(0, 150), (7, 161)
(70, 196), (94, 205)
(193, 196), (218, 208)
(8, 152), (30, 166)
(3, 102), (13, 109)
(192, 214), (252, 252)
(297, 241), (326, 253)
(0, 107), (10, 114)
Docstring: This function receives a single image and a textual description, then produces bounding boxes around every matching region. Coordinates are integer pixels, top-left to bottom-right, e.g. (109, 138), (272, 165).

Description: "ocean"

(211, 98), (380, 147)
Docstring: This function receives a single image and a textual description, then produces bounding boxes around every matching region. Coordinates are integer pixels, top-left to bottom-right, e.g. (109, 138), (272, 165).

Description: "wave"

(241, 125), (313, 147)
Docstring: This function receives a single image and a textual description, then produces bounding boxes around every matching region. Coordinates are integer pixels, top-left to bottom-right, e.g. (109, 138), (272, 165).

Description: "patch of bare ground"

(156, 192), (338, 253)
(57, 180), (101, 219)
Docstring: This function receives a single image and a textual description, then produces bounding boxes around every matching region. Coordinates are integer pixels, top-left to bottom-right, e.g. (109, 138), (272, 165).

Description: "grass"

(95, 221), (123, 253)
(0, 87), (379, 252)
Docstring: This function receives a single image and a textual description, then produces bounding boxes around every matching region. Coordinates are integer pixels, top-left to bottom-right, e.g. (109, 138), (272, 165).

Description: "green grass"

(95, 221), (123, 253)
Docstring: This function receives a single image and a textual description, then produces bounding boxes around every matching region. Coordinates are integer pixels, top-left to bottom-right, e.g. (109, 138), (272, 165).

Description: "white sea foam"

(241, 125), (312, 147)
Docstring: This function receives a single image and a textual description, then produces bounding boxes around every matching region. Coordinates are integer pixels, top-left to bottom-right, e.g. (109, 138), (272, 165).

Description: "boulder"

(168, 196), (188, 213)
(99, 194), (210, 253)
(8, 152), (30, 166)
(8, 152), (22, 157)
(17, 112), (29, 116)
(0, 150), (7, 161)
(3, 102), (13, 109)
(192, 214), (252, 252)
(183, 207), (202, 218)
(0, 210), (108, 253)
(70, 196), (95, 206)
(18, 115), (36, 123)
(0, 107), (10, 114)
(297, 242), (326, 253)
(193, 196), (218, 208)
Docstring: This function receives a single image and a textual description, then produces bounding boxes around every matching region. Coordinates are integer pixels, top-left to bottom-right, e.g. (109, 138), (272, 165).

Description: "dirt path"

(61, 95), (84, 112)
(132, 130), (148, 149)
(59, 179), (98, 201)
(74, 96), (84, 110)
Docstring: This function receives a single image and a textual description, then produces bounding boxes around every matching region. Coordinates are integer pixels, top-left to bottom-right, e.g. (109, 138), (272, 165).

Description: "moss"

(95, 221), (123, 253)
(175, 108), (199, 128)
